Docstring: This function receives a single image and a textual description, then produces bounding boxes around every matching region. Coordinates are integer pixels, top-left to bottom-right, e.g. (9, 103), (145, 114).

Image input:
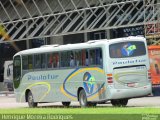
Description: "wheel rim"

(80, 93), (86, 106)
(28, 94), (33, 106)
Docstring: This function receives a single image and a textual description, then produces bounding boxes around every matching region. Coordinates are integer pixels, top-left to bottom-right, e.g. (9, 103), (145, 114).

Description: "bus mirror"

(7, 68), (11, 76)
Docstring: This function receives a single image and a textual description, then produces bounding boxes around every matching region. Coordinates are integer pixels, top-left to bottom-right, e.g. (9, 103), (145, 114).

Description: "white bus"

(3, 60), (13, 91)
(13, 36), (152, 107)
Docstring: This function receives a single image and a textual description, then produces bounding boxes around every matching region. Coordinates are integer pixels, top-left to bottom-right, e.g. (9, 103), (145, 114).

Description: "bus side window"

(28, 55), (33, 70)
(53, 53), (59, 68)
(100, 49), (102, 65)
(60, 52), (64, 67)
(85, 50), (89, 66)
(89, 49), (96, 65)
(95, 48), (102, 65)
(22, 56), (28, 70)
(34, 54), (41, 69)
(47, 53), (53, 68)
(70, 52), (75, 67)
(82, 50), (86, 66)
(75, 50), (82, 67)
(61, 51), (70, 67)
(41, 54), (46, 69)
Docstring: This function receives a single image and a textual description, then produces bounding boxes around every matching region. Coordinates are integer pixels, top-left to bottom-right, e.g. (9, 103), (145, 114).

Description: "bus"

(13, 36), (152, 107)
(148, 46), (160, 96)
(3, 60), (13, 91)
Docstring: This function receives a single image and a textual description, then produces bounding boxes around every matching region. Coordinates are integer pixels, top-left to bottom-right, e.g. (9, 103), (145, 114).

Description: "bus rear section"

(107, 40), (152, 106)
(148, 46), (160, 96)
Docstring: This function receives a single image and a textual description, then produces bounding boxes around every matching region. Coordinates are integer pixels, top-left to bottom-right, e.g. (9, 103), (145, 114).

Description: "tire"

(88, 102), (97, 107)
(79, 89), (88, 107)
(111, 99), (128, 107)
(111, 100), (121, 107)
(62, 102), (71, 107)
(27, 91), (38, 108)
(119, 99), (128, 107)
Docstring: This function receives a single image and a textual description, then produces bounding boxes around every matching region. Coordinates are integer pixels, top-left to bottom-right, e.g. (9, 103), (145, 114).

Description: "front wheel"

(27, 91), (38, 108)
(79, 89), (88, 107)
(62, 102), (71, 107)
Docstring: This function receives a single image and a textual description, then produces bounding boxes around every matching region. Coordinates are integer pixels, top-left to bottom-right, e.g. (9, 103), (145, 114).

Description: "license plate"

(127, 83), (135, 87)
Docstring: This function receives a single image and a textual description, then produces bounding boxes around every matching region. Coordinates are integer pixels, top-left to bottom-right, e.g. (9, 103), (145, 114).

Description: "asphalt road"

(0, 94), (159, 108)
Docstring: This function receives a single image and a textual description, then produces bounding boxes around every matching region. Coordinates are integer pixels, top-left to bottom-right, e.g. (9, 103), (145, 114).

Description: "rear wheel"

(88, 102), (97, 107)
(79, 89), (88, 107)
(111, 99), (128, 107)
(111, 100), (120, 107)
(27, 91), (38, 108)
(119, 99), (128, 106)
(62, 102), (71, 107)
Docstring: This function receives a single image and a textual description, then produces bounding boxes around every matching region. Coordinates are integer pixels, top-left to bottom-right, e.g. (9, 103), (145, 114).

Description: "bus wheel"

(119, 99), (128, 107)
(62, 102), (71, 107)
(27, 91), (38, 108)
(88, 102), (97, 107)
(79, 89), (88, 107)
(111, 100), (121, 107)
(111, 99), (128, 107)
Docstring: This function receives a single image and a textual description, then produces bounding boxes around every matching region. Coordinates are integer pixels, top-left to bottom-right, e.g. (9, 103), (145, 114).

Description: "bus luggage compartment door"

(113, 66), (148, 89)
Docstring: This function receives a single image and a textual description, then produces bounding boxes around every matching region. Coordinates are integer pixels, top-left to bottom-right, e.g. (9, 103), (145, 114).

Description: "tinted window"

(47, 53), (53, 68)
(34, 54), (41, 69)
(95, 48), (102, 65)
(75, 50), (82, 66)
(60, 51), (72, 67)
(28, 55), (33, 70)
(22, 56), (28, 70)
(109, 41), (146, 58)
(41, 54), (46, 69)
(13, 56), (21, 89)
(89, 49), (96, 65)
(53, 53), (59, 68)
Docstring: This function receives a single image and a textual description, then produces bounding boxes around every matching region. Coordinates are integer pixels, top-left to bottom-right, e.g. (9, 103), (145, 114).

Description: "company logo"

(27, 74), (59, 81)
(121, 43), (136, 57)
(112, 59), (146, 65)
(83, 72), (95, 94)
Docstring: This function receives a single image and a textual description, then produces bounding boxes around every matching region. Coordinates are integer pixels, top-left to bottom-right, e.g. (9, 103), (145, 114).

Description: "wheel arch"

(25, 89), (31, 102)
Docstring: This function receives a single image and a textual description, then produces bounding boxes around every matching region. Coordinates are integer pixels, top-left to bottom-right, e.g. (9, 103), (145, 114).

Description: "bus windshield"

(109, 41), (146, 58)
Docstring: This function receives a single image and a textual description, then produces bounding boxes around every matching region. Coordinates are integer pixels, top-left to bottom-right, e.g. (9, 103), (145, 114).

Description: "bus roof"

(14, 36), (145, 56)
(148, 45), (160, 50)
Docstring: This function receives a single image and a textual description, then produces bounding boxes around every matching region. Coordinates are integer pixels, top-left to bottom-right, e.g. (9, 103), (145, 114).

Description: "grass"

(0, 107), (159, 114)
(0, 107), (159, 120)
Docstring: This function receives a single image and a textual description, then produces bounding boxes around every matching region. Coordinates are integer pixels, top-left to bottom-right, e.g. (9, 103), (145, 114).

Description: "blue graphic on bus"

(83, 72), (95, 94)
(121, 43), (136, 57)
